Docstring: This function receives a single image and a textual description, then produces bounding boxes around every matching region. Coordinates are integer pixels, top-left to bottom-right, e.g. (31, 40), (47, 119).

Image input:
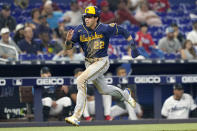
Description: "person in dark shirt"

(0, 4), (16, 31)
(171, 23), (185, 47)
(39, 31), (62, 54)
(30, 8), (41, 28)
(40, 66), (72, 121)
(18, 26), (42, 54)
(13, 24), (25, 45)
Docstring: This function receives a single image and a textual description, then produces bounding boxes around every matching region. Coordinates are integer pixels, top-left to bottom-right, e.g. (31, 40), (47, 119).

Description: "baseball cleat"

(124, 88), (136, 108)
(65, 116), (80, 126)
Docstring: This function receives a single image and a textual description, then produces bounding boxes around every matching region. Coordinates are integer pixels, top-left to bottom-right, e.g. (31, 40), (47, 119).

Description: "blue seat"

(164, 53), (176, 59)
(179, 18), (191, 25)
(19, 54), (38, 60)
(109, 54), (118, 59)
(43, 54), (54, 60)
(171, 5), (180, 11)
(185, 4), (196, 11)
(162, 19), (172, 25)
(157, 12), (167, 17)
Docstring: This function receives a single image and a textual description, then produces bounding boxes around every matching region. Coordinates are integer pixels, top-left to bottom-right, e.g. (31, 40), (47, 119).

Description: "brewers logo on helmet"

(83, 6), (100, 18)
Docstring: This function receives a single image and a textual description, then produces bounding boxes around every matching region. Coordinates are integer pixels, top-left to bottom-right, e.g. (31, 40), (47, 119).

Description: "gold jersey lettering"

(80, 32), (103, 42)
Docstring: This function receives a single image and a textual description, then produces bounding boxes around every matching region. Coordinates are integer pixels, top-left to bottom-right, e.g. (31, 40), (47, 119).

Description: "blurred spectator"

(187, 21), (197, 47)
(161, 84), (197, 119)
(134, 1), (162, 26)
(34, 14), (52, 38)
(135, 23), (156, 54)
(0, 4), (16, 31)
(31, 8), (41, 28)
(100, 0), (116, 24)
(116, 0), (139, 25)
(14, 0), (29, 9)
(54, 19), (66, 39)
(42, 1), (63, 29)
(148, 0), (170, 12)
(40, 67), (72, 121)
(110, 66), (143, 120)
(171, 23), (185, 46)
(107, 0), (119, 12)
(13, 24), (25, 45)
(78, 0), (97, 10)
(158, 27), (181, 54)
(0, 27), (21, 60)
(62, 0), (82, 26)
(181, 40), (197, 59)
(40, 0), (61, 12)
(18, 27), (42, 54)
(52, 48), (84, 61)
(39, 31), (62, 54)
(127, 0), (145, 12)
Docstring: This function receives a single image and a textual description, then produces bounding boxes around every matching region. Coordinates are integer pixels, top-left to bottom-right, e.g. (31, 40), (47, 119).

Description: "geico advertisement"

(181, 76), (197, 83)
(0, 79), (6, 86)
(134, 76), (161, 84)
(36, 78), (64, 85)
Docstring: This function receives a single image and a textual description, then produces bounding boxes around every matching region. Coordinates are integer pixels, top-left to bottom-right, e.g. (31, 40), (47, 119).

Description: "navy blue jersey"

(71, 23), (130, 58)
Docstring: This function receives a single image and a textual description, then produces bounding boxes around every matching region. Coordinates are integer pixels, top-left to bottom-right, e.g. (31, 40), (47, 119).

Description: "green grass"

(0, 123), (197, 131)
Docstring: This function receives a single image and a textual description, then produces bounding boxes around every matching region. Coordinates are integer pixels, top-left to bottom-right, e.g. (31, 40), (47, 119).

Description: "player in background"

(40, 67), (72, 121)
(110, 67), (143, 120)
(65, 6), (144, 126)
(161, 84), (197, 119)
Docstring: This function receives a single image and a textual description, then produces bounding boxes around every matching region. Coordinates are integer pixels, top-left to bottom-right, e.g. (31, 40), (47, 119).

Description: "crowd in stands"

(0, 0), (197, 61)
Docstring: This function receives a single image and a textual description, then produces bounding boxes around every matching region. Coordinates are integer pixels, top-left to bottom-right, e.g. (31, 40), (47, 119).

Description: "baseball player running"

(65, 6), (143, 126)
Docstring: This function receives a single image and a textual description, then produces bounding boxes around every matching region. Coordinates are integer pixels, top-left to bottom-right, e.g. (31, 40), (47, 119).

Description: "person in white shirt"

(187, 21), (197, 47)
(161, 84), (197, 119)
(62, 0), (82, 26)
(0, 27), (21, 60)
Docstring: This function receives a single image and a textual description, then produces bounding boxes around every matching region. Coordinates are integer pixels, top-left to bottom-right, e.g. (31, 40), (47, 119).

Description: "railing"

(0, 75), (197, 121)
(0, 42), (19, 61)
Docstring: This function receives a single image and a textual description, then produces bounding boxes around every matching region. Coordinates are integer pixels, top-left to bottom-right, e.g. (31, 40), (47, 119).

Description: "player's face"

(41, 72), (51, 77)
(117, 69), (127, 77)
(85, 16), (98, 28)
(173, 89), (184, 100)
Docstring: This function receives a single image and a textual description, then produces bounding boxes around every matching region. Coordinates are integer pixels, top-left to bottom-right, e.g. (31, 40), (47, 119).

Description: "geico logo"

(106, 78), (113, 84)
(134, 76), (161, 83)
(182, 76), (197, 83)
(70, 78), (76, 85)
(37, 78), (64, 85)
(119, 77), (128, 84)
(0, 79), (6, 86)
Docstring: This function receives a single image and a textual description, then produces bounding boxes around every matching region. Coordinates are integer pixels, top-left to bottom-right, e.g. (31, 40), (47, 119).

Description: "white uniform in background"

(83, 95), (112, 117)
(110, 102), (142, 120)
(161, 93), (197, 119)
(42, 97), (72, 116)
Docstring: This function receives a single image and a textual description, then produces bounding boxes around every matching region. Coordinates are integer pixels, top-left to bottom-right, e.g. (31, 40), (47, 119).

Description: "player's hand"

(66, 29), (74, 42)
(61, 85), (69, 94)
(52, 101), (57, 108)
